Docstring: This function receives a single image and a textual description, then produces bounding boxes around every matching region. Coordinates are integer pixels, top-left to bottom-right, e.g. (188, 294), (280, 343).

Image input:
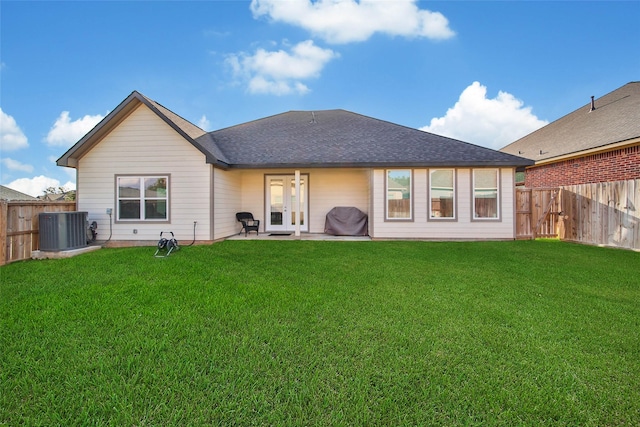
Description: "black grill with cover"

(324, 207), (368, 236)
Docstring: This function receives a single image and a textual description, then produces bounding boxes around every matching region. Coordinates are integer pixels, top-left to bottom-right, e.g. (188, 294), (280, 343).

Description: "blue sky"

(1, 0), (639, 197)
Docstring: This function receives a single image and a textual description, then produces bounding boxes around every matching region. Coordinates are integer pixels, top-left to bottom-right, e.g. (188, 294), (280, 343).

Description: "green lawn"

(1, 240), (639, 426)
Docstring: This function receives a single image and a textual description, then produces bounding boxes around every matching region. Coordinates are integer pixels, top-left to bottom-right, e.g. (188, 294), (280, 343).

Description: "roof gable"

(57, 91), (219, 168)
(501, 82), (640, 162)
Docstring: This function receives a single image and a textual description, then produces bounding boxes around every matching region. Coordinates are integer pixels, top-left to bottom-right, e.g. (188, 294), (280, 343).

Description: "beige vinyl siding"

(239, 171), (265, 233)
(371, 168), (516, 239)
(77, 104), (212, 243)
(236, 168), (370, 234)
(308, 168), (370, 233)
(212, 168), (242, 240)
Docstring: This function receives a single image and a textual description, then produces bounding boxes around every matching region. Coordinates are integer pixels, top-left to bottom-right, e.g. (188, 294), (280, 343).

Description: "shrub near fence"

(0, 200), (77, 265)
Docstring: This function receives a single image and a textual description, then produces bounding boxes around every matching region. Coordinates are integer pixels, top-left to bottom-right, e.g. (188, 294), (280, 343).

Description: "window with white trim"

(386, 169), (412, 220)
(429, 169), (455, 219)
(117, 176), (169, 221)
(473, 169), (499, 219)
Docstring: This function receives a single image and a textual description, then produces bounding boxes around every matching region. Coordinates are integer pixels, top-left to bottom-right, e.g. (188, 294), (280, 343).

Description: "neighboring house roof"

(0, 185), (37, 201)
(37, 191), (75, 202)
(500, 82), (640, 163)
(387, 178), (408, 192)
(58, 90), (533, 170)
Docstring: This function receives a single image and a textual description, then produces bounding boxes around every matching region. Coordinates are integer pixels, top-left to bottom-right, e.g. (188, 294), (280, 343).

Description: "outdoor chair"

(236, 212), (260, 236)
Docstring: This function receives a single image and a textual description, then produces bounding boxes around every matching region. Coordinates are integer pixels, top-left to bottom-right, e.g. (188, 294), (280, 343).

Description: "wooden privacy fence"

(516, 179), (640, 250)
(559, 179), (639, 250)
(515, 188), (561, 239)
(0, 200), (77, 266)
(387, 199), (411, 218)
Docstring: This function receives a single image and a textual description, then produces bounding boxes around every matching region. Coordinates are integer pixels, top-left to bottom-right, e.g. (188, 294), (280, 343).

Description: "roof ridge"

(500, 82), (640, 159)
(136, 92), (207, 139)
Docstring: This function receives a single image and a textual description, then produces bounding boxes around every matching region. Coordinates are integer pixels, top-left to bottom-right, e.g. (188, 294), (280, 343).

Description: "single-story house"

(500, 81), (640, 187)
(37, 191), (76, 202)
(0, 185), (38, 201)
(56, 91), (533, 244)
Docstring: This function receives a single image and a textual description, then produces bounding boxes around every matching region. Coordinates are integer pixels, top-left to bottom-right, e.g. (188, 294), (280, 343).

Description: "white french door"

(266, 175), (308, 232)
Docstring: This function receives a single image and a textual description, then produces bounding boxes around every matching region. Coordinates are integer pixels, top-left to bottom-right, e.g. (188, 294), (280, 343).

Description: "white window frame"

(385, 169), (413, 221)
(116, 175), (170, 222)
(428, 169), (456, 221)
(472, 169), (500, 220)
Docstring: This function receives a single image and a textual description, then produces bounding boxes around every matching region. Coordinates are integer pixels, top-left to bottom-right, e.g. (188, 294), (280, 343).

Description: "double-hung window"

(429, 169), (455, 219)
(472, 169), (499, 219)
(117, 175), (169, 221)
(386, 169), (412, 220)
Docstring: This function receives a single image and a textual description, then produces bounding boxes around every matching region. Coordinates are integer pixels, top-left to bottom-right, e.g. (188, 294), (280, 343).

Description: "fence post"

(0, 200), (7, 266)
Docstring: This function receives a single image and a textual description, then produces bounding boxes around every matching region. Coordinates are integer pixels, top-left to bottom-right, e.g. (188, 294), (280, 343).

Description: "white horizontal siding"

(213, 168), (242, 240)
(371, 168), (516, 239)
(77, 105), (516, 244)
(77, 104), (212, 243)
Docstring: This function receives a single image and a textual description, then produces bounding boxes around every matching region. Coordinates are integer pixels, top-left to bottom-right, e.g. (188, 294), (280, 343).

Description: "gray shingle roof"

(0, 185), (37, 201)
(58, 91), (533, 170)
(500, 82), (640, 162)
(203, 109), (533, 168)
(138, 94), (208, 141)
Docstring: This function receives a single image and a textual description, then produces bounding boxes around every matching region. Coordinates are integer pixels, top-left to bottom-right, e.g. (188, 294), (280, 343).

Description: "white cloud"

(5, 175), (75, 198)
(0, 108), (29, 151)
(198, 115), (212, 131)
(47, 155), (77, 180)
(45, 111), (104, 147)
(250, 0), (455, 44)
(62, 167), (77, 181)
(1, 157), (34, 173)
(248, 75), (310, 96)
(421, 82), (548, 149)
(227, 40), (338, 95)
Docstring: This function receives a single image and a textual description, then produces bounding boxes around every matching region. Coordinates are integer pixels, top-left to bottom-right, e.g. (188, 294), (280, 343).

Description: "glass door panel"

(266, 175), (308, 232)
(270, 179), (284, 227)
(290, 178), (306, 227)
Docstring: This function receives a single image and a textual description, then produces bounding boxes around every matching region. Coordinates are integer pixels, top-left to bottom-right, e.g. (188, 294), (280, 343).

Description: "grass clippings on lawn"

(1, 240), (639, 426)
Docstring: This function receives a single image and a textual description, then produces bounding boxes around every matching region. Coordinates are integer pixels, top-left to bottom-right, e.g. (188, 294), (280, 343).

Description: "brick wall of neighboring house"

(524, 144), (640, 187)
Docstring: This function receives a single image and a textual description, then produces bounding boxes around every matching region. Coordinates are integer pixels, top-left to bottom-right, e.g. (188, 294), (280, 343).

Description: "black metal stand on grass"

(154, 231), (179, 257)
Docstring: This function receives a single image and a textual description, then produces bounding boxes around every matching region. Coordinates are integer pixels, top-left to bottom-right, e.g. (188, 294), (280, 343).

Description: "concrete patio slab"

(31, 245), (102, 260)
(226, 233), (371, 241)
